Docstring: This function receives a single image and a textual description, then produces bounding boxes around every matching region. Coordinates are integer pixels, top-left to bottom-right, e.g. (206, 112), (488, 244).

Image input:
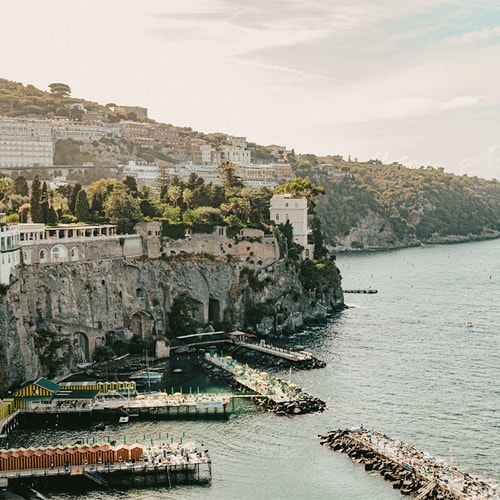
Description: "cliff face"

(0, 255), (343, 389)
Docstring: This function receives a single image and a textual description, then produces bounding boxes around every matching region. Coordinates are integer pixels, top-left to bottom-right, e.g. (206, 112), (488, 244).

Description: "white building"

(0, 214), (21, 285)
(123, 161), (160, 188)
(0, 118), (53, 168)
(220, 146), (251, 165)
(50, 119), (121, 142)
(269, 194), (314, 259)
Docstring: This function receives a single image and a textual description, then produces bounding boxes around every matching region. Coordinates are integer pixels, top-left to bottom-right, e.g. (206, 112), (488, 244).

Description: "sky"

(1, 0), (500, 179)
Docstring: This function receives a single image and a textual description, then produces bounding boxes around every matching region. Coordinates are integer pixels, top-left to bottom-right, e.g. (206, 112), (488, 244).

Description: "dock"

(202, 352), (326, 415)
(320, 428), (498, 500)
(233, 339), (313, 362)
(343, 289), (378, 294)
(0, 440), (211, 493)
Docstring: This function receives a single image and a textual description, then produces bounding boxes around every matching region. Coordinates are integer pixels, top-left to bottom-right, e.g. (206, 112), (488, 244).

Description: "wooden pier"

(0, 441), (211, 493)
(233, 339), (314, 362)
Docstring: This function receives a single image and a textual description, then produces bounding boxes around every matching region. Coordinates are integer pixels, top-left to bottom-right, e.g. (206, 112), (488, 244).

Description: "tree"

(216, 161), (244, 193)
(123, 175), (139, 197)
(30, 175), (43, 223)
(13, 175), (29, 197)
(40, 181), (50, 223)
(182, 188), (193, 210)
(48, 82), (71, 98)
(167, 185), (182, 207)
(104, 186), (142, 233)
(0, 177), (13, 200)
(68, 182), (82, 215)
(75, 189), (91, 222)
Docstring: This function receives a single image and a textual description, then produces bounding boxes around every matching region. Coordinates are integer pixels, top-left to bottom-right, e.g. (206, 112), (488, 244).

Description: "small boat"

(130, 370), (163, 382)
(118, 416), (129, 423)
(172, 368), (183, 374)
(465, 321), (473, 327)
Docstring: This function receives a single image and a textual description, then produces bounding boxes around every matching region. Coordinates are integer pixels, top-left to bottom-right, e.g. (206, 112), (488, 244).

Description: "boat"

(465, 321), (473, 327)
(129, 370), (163, 382)
(118, 416), (129, 423)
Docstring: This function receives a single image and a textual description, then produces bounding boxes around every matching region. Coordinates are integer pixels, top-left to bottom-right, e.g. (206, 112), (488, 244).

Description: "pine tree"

(30, 175), (43, 223)
(75, 189), (91, 223)
(40, 182), (49, 223)
(69, 182), (82, 215)
(13, 175), (29, 196)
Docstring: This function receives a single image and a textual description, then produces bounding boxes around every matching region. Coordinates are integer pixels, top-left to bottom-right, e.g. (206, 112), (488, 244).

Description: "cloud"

(440, 96), (483, 109)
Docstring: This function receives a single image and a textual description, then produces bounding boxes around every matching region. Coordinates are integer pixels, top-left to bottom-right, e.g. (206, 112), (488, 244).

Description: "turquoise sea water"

(8, 239), (500, 498)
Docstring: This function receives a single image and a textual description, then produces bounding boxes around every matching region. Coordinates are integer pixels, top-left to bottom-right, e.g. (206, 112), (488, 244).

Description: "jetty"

(202, 351), (326, 415)
(0, 440), (210, 493)
(228, 332), (326, 369)
(320, 428), (498, 500)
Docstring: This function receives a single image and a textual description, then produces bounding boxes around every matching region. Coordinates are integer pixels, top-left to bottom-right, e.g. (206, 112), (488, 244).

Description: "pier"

(233, 338), (313, 362)
(320, 428), (498, 500)
(0, 440), (211, 493)
(202, 352), (326, 415)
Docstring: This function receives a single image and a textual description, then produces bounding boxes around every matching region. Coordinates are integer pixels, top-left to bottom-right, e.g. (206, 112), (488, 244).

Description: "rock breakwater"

(319, 429), (498, 499)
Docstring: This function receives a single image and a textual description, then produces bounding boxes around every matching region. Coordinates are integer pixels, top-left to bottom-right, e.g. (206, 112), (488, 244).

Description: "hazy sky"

(1, 0), (500, 179)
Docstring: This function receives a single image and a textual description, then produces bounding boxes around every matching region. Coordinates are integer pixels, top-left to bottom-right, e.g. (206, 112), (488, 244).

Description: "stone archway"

(74, 331), (90, 362)
(130, 311), (155, 339)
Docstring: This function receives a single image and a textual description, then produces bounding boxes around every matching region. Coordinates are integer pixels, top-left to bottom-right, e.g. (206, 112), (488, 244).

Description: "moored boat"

(130, 370), (163, 382)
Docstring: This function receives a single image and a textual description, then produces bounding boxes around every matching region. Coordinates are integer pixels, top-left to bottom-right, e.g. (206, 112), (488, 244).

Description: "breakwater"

(200, 352), (326, 415)
(319, 428), (498, 499)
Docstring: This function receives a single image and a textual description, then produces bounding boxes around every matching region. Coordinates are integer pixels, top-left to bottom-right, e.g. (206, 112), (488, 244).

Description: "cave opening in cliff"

(208, 298), (220, 328)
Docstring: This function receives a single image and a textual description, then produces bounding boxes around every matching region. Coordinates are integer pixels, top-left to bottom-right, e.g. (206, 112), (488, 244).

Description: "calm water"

(9, 239), (500, 499)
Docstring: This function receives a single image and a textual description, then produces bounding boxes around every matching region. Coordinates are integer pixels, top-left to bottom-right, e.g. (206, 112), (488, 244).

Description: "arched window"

(39, 249), (46, 262)
(52, 247), (60, 259)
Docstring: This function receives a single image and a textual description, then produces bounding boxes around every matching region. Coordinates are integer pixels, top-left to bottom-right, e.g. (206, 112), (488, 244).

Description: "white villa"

(269, 194), (314, 259)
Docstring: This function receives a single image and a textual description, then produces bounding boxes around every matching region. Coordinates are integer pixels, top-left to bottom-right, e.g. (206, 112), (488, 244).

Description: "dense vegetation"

(293, 156), (500, 247)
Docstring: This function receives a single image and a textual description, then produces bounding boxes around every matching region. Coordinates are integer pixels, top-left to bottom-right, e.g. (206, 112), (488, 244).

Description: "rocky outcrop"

(0, 254), (343, 389)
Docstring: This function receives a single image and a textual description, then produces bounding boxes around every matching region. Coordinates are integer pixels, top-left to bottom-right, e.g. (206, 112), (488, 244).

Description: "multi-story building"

(118, 121), (155, 148)
(269, 194), (314, 259)
(0, 118), (53, 168)
(0, 214), (21, 285)
(50, 119), (121, 142)
(220, 146), (251, 165)
(110, 105), (148, 119)
(227, 136), (247, 149)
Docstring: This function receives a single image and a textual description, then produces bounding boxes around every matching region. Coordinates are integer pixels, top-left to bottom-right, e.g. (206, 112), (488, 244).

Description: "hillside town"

(0, 110), (300, 189)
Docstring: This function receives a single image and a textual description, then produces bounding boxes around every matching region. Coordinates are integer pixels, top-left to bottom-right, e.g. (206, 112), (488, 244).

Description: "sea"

(7, 238), (500, 499)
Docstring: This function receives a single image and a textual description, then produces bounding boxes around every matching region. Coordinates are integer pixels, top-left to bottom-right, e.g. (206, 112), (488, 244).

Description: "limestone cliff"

(0, 255), (343, 389)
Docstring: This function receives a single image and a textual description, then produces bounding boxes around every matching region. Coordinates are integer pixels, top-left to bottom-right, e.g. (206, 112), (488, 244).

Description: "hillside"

(1, 77), (500, 250)
(293, 158), (500, 250)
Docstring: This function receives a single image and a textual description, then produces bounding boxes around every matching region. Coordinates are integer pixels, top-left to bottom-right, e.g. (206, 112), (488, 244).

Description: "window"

(275, 214), (279, 221)
(285, 202), (289, 208)
(39, 249), (46, 261)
